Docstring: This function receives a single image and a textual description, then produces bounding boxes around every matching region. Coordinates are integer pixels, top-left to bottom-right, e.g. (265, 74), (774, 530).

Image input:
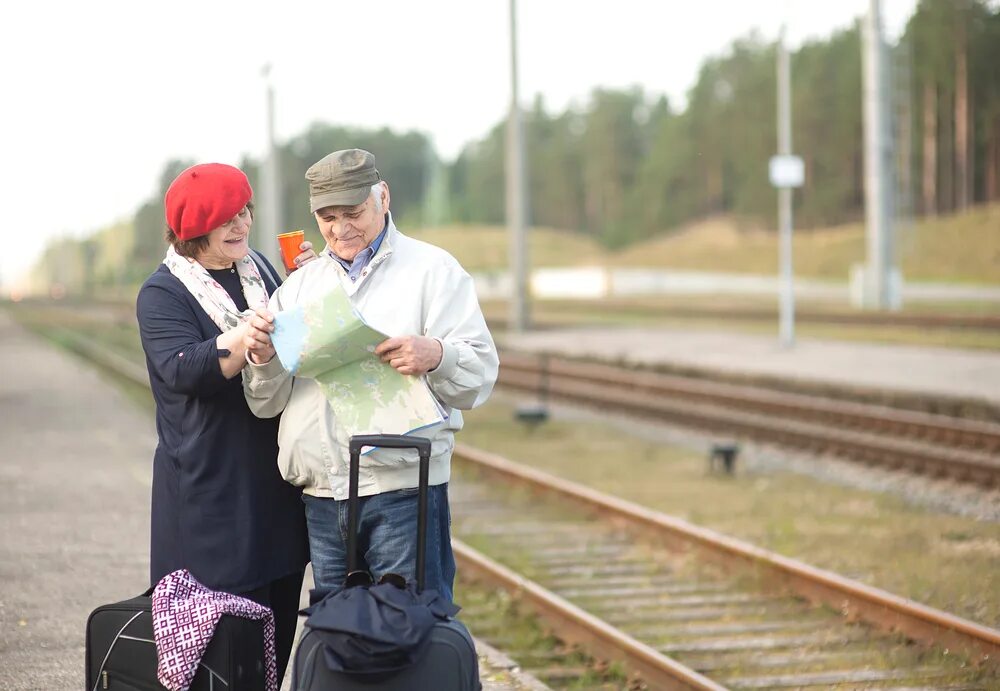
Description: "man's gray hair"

(370, 182), (384, 214)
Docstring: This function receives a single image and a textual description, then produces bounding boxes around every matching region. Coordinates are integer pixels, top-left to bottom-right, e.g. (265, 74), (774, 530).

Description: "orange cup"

(277, 230), (306, 272)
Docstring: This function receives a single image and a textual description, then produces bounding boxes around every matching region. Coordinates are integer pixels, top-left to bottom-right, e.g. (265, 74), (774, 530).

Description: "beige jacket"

(243, 216), (498, 499)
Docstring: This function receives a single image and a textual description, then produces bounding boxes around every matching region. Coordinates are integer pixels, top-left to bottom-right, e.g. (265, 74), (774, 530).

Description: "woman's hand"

(244, 308), (276, 365)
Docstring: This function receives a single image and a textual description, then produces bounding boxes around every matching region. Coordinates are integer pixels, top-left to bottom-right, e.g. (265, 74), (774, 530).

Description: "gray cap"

(305, 149), (382, 213)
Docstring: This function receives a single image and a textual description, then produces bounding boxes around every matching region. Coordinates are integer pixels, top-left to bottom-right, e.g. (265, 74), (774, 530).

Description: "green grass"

(8, 302), (997, 684)
(7, 304), (999, 628)
(409, 204), (1000, 284)
(481, 299), (1000, 350)
(409, 224), (607, 273)
(458, 396), (1000, 629)
(12, 204), (997, 307)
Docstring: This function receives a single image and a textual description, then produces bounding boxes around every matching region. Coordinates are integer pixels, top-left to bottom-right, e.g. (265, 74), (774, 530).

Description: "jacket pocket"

(359, 448), (414, 468)
(277, 400), (327, 489)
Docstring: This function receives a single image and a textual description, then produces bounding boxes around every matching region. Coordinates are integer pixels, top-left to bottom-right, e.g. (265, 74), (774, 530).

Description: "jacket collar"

(362, 212), (398, 275)
(324, 212), (398, 292)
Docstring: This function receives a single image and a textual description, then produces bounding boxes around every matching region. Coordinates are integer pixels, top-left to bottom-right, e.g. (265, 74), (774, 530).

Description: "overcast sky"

(0, 0), (915, 290)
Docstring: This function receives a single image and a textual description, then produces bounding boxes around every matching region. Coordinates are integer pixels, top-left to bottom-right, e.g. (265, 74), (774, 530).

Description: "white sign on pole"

(769, 155), (804, 188)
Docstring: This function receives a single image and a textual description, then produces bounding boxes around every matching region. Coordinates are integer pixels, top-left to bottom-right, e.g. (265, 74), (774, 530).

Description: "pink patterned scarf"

(151, 569), (277, 691)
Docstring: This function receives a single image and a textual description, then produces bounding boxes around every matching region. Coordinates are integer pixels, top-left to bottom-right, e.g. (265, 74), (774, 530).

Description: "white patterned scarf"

(162, 245), (269, 331)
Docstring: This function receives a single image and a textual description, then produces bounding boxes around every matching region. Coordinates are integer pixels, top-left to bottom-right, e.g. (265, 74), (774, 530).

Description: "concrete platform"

(500, 326), (1000, 406)
(0, 309), (546, 690)
(0, 310), (156, 689)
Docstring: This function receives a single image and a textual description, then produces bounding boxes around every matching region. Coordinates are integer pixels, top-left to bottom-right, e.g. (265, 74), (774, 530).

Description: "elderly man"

(241, 149), (498, 600)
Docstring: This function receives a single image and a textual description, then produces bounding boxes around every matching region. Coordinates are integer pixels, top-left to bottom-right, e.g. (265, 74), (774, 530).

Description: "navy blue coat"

(136, 256), (308, 593)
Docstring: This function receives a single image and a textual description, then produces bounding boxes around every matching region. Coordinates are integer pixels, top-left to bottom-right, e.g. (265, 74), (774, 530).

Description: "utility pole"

(506, 0), (529, 333)
(422, 138), (449, 229)
(893, 36), (914, 262)
(258, 64), (283, 269)
(771, 27), (798, 348)
(862, 0), (895, 309)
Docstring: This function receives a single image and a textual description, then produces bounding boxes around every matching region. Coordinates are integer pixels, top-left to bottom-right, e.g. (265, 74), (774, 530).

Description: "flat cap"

(305, 149), (381, 213)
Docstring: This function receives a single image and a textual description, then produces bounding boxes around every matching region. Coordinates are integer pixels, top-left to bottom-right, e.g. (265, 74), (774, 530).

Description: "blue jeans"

(302, 484), (456, 602)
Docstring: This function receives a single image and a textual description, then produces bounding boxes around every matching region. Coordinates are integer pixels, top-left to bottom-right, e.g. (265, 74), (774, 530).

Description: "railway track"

(450, 445), (1000, 689)
(485, 302), (1000, 333)
(499, 351), (1000, 487)
(42, 322), (1000, 689)
(16, 298), (1000, 419)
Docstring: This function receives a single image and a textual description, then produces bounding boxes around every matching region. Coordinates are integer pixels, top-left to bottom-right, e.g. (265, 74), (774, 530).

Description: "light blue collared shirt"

(328, 220), (387, 282)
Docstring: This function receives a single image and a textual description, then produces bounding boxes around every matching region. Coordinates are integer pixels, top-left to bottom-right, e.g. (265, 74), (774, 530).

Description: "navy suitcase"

(292, 434), (480, 690)
(86, 590), (267, 690)
(294, 617), (479, 690)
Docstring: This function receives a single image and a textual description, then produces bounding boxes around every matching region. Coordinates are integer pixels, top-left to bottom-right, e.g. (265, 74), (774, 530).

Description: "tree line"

(449, 0), (1000, 246)
(30, 0), (1000, 294)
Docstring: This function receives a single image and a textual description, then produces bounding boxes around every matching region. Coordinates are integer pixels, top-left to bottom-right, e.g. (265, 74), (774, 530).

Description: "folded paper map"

(270, 286), (446, 439)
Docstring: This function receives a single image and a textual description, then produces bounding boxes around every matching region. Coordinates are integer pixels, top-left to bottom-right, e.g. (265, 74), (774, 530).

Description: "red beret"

(164, 163), (253, 240)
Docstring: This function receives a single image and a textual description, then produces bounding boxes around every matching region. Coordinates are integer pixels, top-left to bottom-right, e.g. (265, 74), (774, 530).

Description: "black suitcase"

(86, 589), (268, 690)
(292, 434), (481, 691)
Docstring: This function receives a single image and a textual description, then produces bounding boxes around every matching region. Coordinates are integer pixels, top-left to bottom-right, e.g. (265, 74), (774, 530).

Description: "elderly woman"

(136, 163), (311, 683)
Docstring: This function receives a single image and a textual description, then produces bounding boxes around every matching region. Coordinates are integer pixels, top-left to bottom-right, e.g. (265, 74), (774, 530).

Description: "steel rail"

(47, 325), (1000, 677)
(486, 303), (1000, 332)
(454, 443), (1000, 667)
(500, 367), (1000, 484)
(49, 324), (727, 687)
(499, 352), (1000, 486)
(33, 295), (1000, 331)
(454, 539), (727, 691)
(644, 304), (1000, 331)
(37, 300), (1000, 449)
(502, 351), (1000, 451)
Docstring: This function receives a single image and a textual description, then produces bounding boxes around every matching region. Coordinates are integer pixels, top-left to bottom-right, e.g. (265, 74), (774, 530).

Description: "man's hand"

(375, 336), (442, 376)
(290, 241), (318, 272)
(244, 308), (277, 364)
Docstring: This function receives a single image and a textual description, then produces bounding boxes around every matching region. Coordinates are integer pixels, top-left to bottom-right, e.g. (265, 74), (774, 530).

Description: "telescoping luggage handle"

(347, 435), (432, 593)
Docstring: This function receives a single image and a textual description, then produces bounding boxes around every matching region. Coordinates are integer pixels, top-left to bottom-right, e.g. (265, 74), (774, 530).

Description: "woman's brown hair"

(165, 202), (254, 259)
